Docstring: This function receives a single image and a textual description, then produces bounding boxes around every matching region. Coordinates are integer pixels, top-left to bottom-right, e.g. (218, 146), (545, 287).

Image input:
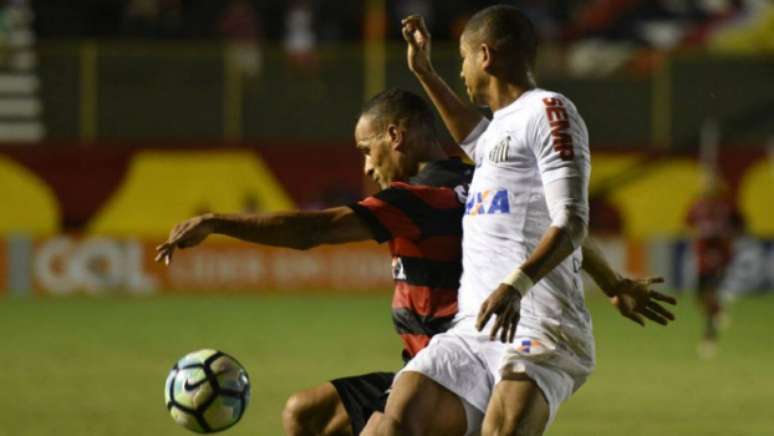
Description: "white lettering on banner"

(125, 242), (157, 292)
(272, 252), (324, 285)
(672, 237), (774, 295)
(167, 248), (390, 290)
(26, 238), (393, 294)
(33, 237), (158, 295)
(331, 252), (391, 288)
(71, 237), (123, 294)
(168, 250), (267, 288)
(720, 238), (774, 294)
(34, 237), (76, 295)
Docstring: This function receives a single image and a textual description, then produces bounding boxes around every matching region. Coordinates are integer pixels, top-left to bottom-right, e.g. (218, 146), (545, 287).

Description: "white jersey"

(454, 88), (593, 359)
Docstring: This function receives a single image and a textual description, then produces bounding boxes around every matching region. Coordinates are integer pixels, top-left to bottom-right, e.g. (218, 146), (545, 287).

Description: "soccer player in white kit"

(365, 6), (608, 436)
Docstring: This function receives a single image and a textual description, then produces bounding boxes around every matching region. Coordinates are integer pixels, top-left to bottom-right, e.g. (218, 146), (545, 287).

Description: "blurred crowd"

(31, 1), (772, 46)
(28, 0), (774, 77)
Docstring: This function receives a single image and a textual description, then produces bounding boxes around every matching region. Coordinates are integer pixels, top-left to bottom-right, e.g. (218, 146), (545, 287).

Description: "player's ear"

(387, 124), (405, 151)
(480, 43), (494, 73)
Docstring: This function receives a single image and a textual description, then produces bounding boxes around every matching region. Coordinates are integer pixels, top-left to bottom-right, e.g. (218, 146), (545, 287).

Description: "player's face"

(354, 115), (404, 189)
(459, 34), (487, 106)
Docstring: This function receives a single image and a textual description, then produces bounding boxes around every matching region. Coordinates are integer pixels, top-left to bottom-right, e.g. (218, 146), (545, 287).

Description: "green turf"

(1, 292), (772, 436)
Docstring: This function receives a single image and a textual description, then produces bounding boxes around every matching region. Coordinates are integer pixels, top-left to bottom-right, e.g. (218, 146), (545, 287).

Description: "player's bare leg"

(365, 371), (467, 436)
(362, 412), (384, 434)
(700, 289), (721, 340)
(696, 280), (723, 358)
(482, 373), (549, 436)
(282, 382), (353, 436)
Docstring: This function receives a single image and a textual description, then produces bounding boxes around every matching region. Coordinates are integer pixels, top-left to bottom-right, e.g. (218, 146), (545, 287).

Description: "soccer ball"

(164, 349), (251, 433)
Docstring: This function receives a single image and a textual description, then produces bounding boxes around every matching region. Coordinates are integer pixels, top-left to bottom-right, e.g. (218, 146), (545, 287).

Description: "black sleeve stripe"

(374, 187), (463, 239)
(348, 202), (392, 243)
(399, 257), (462, 289)
(392, 308), (455, 336)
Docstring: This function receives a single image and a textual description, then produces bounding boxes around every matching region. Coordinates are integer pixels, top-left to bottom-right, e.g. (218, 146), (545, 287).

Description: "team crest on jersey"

(392, 257), (406, 280)
(465, 190), (510, 215)
(453, 183), (470, 204)
(516, 339), (540, 354)
(488, 136), (511, 163)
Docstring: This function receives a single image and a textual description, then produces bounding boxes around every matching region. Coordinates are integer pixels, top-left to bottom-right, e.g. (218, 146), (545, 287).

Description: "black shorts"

(331, 372), (394, 434)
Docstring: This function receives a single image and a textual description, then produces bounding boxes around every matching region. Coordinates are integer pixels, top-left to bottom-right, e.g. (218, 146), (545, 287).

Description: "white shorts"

(397, 327), (594, 433)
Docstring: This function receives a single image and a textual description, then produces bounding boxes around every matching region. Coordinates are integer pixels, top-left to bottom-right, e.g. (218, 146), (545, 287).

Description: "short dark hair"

(360, 88), (437, 138)
(463, 5), (538, 73)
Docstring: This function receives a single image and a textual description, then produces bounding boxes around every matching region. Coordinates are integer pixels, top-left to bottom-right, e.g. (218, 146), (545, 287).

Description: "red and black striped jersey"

(349, 158), (473, 361)
(686, 195), (744, 273)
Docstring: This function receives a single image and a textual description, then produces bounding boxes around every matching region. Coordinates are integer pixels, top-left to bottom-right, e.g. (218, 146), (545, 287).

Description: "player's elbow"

(552, 208), (587, 249)
(566, 214), (588, 248)
(277, 213), (325, 250)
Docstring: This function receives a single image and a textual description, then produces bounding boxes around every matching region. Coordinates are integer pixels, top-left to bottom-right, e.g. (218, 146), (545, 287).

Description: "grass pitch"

(1, 292), (772, 436)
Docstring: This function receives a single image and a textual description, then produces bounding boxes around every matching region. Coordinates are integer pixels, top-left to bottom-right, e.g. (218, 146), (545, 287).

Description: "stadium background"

(1, 0), (773, 435)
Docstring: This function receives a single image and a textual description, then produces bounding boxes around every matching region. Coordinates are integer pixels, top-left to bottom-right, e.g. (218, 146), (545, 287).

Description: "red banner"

(23, 236), (393, 296)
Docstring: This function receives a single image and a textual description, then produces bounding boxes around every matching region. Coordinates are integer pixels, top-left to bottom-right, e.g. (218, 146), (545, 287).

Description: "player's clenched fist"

(401, 15), (434, 77)
(476, 283), (523, 343)
(155, 214), (215, 265)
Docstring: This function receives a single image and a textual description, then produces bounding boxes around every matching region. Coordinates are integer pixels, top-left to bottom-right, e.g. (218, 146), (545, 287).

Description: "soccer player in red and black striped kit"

(157, 89), (674, 436)
(686, 176), (744, 356)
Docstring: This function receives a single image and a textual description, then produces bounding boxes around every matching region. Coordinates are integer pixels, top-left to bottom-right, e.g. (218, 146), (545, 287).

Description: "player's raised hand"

(476, 283), (522, 343)
(401, 15), (434, 77)
(155, 214), (215, 265)
(610, 276), (677, 327)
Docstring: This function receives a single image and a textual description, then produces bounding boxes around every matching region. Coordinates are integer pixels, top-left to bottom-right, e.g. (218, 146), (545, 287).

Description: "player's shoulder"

(515, 89), (584, 135)
(524, 88), (565, 102)
(494, 88), (575, 126)
(408, 157), (474, 188)
(523, 88), (579, 115)
(384, 181), (465, 211)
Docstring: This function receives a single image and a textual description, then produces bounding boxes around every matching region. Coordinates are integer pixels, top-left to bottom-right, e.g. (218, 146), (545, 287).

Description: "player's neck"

(486, 77), (534, 112)
(417, 145), (448, 170)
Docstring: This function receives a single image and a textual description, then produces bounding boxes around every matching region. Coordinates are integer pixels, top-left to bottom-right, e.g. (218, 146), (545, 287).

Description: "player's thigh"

(482, 373), (549, 436)
(361, 411), (384, 435)
(382, 370), (467, 436)
(283, 382), (352, 435)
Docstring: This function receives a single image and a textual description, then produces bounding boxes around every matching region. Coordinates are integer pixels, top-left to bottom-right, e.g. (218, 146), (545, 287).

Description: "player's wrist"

(501, 268), (534, 296)
(414, 65), (438, 82)
(604, 276), (628, 297)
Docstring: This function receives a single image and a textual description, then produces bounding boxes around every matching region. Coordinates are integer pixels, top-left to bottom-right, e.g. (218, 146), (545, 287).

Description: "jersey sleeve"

(458, 118), (489, 164)
(347, 185), (423, 243)
(530, 95), (591, 229)
(529, 95), (590, 185)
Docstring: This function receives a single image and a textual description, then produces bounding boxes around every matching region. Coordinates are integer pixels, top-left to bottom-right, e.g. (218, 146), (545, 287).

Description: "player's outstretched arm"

(154, 207), (373, 265)
(581, 238), (677, 327)
(401, 15), (484, 144)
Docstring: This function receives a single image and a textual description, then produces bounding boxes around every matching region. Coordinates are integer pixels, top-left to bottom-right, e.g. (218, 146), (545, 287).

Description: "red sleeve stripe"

(358, 196), (421, 240)
(392, 282), (458, 318)
(375, 187), (463, 239)
(348, 202), (392, 242)
(391, 235), (462, 262)
(400, 333), (431, 358)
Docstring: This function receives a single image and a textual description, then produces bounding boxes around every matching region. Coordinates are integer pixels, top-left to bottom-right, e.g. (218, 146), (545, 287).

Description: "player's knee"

(482, 398), (546, 436)
(360, 411), (384, 435)
(281, 392), (320, 435)
(369, 412), (417, 436)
